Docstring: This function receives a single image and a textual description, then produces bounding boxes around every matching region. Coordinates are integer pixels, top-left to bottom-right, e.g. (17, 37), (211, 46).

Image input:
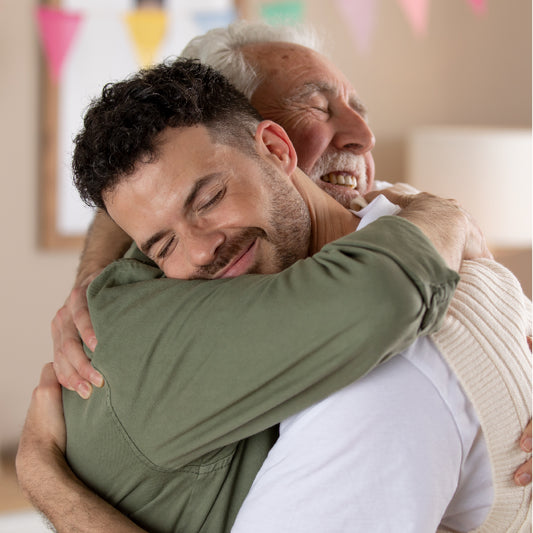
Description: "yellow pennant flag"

(124, 9), (167, 68)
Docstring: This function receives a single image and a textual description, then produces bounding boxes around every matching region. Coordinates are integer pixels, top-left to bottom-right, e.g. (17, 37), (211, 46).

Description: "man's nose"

(184, 228), (225, 267)
(332, 106), (375, 155)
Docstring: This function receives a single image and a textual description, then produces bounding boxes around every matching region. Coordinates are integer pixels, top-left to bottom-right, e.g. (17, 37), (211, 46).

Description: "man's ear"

(255, 120), (297, 175)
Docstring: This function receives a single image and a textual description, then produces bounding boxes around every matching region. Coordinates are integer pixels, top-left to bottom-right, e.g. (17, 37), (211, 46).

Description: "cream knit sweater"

(433, 259), (531, 533)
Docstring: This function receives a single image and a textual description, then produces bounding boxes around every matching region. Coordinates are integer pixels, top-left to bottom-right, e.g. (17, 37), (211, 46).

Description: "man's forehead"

(243, 41), (327, 81)
(245, 43), (360, 99)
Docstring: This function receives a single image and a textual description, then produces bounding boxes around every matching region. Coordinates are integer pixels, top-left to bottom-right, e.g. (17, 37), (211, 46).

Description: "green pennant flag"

(261, 1), (304, 26)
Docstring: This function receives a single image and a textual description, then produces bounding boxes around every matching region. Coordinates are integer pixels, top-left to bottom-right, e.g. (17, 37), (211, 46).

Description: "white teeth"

(322, 173), (357, 189)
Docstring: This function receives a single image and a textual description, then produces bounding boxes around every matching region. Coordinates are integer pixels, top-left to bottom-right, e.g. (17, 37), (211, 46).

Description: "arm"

(396, 192), (532, 486)
(56, 193), (531, 481)
(76, 210), (132, 288)
(52, 210), (131, 397)
(16, 364), (145, 533)
(57, 190), (475, 398)
(69, 217), (458, 468)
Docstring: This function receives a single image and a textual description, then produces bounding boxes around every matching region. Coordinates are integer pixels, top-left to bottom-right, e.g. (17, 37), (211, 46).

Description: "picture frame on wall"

(38, 0), (243, 249)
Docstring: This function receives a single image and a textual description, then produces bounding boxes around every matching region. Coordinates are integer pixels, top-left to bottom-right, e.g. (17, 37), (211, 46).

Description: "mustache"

(190, 227), (267, 279)
(309, 151), (366, 181)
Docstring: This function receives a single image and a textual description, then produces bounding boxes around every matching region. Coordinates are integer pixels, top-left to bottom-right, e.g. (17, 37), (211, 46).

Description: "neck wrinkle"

(291, 170), (359, 256)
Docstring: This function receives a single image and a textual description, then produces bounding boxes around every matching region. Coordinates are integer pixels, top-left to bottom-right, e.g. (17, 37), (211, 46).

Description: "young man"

(17, 59), (530, 532)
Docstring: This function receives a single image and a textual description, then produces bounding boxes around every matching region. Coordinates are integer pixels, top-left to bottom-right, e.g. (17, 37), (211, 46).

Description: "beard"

(307, 150), (368, 208)
(191, 161), (311, 280)
(267, 170), (311, 272)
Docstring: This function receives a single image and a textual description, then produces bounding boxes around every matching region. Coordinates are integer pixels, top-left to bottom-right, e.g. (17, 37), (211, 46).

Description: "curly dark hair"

(72, 58), (263, 210)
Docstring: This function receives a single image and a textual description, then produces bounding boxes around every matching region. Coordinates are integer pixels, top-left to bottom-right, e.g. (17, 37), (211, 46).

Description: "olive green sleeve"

(86, 217), (458, 468)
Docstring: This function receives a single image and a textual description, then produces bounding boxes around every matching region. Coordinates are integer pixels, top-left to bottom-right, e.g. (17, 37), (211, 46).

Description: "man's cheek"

(292, 127), (331, 175)
(364, 152), (375, 191)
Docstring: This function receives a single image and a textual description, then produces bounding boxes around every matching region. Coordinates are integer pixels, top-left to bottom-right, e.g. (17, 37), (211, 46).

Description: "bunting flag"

(124, 9), (167, 68)
(193, 8), (237, 34)
(261, 1), (304, 26)
(466, 0), (487, 15)
(335, 0), (377, 54)
(36, 6), (82, 83)
(396, 0), (429, 36)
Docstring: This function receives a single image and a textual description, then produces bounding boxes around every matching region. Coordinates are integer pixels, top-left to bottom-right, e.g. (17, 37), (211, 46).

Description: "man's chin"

(317, 180), (363, 209)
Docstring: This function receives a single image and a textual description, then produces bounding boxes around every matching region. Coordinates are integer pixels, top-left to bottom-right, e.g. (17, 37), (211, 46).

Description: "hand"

(514, 420), (532, 486)
(52, 277), (104, 399)
(366, 190), (492, 271)
(514, 336), (532, 486)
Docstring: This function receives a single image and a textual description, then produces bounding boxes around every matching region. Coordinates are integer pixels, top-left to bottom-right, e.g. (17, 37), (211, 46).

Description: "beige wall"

(301, 0), (532, 178)
(1, 0), (80, 450)
(1, 0), (531, 448)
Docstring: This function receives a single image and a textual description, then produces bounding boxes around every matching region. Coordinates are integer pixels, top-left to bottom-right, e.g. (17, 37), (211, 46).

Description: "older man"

(17, 58), (531, 533)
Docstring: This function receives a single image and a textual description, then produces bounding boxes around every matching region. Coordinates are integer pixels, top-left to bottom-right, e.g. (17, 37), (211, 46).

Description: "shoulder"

(89, 257), (165, 294)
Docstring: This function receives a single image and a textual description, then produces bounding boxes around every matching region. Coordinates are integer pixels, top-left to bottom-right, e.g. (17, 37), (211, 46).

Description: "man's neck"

(291, 169), (359, 256)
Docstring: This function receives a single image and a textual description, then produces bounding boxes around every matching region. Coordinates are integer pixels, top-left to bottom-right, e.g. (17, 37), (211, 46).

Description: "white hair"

(181, 21), (324, 100)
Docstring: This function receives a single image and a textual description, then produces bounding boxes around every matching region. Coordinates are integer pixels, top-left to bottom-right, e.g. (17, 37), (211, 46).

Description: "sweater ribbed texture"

(434, 259), (531, 533)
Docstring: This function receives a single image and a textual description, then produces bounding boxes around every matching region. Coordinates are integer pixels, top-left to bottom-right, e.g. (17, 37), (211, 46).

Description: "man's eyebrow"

(183, 173), (223, 210)
(287, 82), (368, 118)
(284, 82), (326, 105)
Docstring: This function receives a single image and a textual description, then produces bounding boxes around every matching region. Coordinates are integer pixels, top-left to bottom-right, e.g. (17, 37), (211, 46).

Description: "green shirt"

(64, 217), (458, 533)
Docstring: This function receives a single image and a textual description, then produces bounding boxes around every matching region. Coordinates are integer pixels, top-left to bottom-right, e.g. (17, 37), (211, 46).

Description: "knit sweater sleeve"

(433, 259), (532, 533)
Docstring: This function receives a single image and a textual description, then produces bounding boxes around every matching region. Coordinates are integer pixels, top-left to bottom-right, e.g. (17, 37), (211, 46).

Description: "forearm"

(24, 455), (146, 533)
(16, 364), (146, 533)
(75, 209), (132, 286)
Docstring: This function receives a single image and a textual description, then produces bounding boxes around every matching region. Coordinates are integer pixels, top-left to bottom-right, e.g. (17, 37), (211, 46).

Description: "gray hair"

(181, 21), (324, 100)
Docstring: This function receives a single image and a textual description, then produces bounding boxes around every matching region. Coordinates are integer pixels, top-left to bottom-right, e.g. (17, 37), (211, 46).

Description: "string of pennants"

(36, 0), (487, 83)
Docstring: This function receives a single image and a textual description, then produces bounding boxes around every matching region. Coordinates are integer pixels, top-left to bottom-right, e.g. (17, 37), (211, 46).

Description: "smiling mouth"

(215, 239), (258, 279)
(321, 172), (359, 189)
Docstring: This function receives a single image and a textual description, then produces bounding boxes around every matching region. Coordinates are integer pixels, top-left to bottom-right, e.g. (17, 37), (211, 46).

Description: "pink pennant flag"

(466, 0), (487, 15)
(397, 0), (429, 37)
(335, 0), (377, 54)
(36, 6), (82, 83)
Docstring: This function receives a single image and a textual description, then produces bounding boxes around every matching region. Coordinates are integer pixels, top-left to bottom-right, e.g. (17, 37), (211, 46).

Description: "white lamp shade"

(407, 127), (532, 248)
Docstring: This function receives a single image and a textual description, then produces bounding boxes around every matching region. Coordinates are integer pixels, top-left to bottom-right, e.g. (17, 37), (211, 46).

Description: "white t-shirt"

(231, 197), (493, 533)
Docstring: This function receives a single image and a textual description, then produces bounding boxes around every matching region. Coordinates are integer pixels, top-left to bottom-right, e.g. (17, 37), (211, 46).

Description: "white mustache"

(309, 151), (367, 188)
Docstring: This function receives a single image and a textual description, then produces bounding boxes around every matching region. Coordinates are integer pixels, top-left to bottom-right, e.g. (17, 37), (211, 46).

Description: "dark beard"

(190, 227), (266, 279)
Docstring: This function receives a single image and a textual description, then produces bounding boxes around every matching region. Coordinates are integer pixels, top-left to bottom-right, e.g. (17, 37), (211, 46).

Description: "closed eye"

(199, 187), (226, 211)
(157, 236), (175, 259)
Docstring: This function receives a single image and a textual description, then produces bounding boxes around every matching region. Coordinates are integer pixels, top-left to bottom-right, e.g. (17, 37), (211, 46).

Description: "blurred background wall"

(1, 0), (530, 452)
